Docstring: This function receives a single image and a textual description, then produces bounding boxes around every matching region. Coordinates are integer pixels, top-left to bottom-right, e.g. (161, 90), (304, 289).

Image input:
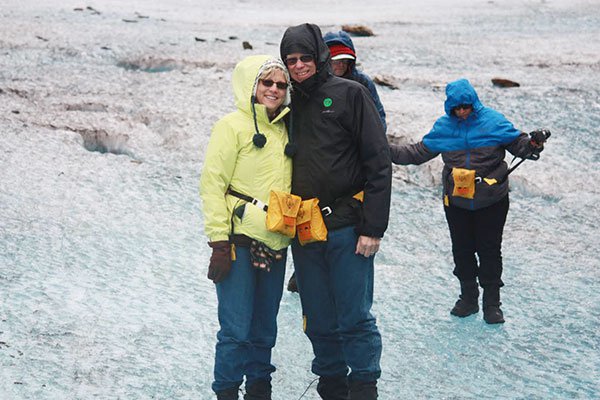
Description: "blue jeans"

(212, 246), (286, 393)
(291, 226), (382, 383)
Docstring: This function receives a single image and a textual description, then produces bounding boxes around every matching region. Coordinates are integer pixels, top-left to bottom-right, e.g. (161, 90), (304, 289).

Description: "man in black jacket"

(280, 23), (392, 400)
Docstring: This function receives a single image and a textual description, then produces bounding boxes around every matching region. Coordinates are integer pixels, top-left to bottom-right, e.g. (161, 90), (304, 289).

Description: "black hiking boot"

(216, 387), (239, 400)
(287, 272), (298, 293)
(450, 299), (479, 317)
(483, 305), (505, 324)
(317, 375), (349, 400)
(349, 380), (378, 400)
(482, 285), (505, 324)
(450, 280), (479, 317)
(244, 380), (271, 400)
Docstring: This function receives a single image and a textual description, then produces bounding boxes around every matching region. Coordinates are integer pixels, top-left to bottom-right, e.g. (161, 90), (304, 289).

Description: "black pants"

(444, 195), (509, 287)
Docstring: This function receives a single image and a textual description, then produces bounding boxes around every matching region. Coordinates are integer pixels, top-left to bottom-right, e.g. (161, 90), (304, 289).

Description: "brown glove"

(207, 241), (232, 283)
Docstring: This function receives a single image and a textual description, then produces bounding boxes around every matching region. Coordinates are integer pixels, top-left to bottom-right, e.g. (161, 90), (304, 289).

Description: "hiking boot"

(244, 380), (271, 400)
(482, 285), (504, 324)
(450, 299), (479, 317)
(349, 380), (378, 400)
(483, 305), (505, 324)
(450, 280), (479, 317)
(216, 387), (239, 400)
(317, 375), (349, 400)
(287, 272), (298, 293)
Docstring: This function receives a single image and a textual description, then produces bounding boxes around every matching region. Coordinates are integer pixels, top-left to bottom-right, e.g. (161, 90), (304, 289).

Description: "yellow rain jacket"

(200, 55), (292, 251)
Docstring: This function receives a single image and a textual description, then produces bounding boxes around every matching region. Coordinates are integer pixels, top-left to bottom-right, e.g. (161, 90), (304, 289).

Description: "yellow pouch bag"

(265, 191), (302, 238)
(296, 198), (328, 246)
(452, 168), (476, 199)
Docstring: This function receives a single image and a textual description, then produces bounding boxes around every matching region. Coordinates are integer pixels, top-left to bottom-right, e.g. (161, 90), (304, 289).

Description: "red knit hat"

(328, 43), (356, 61)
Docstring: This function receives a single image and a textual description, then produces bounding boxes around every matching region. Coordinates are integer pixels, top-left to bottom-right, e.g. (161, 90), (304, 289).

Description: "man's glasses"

(260, 79), (288, 90)
(285, 54), (314, 66)
(454, 104), (473, 110)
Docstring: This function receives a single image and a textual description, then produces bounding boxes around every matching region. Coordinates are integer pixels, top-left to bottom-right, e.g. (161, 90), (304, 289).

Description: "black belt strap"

(227, 188), (268, 211)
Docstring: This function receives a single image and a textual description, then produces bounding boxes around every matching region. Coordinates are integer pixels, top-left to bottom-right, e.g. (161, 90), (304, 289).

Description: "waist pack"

(452, 167), (476, 199)
(296, 198), (328, 246)
(232, 188), (362, 246)
(265, 191), (302, 238)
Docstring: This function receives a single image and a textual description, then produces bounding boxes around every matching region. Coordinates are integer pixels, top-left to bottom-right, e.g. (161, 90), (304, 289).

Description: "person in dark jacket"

(390, 78), (547, 324)
(280, 23), (392, 400)
(323, 30), (387, 132)
(286, 29), (389, 294)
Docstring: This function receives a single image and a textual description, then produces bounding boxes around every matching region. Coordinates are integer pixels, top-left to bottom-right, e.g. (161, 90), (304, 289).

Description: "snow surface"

(1, 0), (599, 399)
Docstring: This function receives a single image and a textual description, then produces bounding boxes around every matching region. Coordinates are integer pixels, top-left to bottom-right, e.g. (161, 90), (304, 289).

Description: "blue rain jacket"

(391, 79), (534, 210)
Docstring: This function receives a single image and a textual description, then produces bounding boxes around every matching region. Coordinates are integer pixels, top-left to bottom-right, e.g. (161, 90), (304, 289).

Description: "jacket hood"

(323, 30), (356, 55)
(232, 55), (291, 115)
(444, 78), (484, 116)
(280, 23), (331, 88)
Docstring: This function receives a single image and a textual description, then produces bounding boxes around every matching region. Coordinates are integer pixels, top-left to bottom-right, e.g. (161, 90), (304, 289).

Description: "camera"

(529, 129), (551, 145)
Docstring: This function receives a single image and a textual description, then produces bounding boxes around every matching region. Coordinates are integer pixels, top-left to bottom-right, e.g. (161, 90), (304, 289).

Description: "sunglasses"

(260, 79), (288, 90)
(285, 54), (314, 66)
(331, 59), (350, 65)
(454, 104), (473, 110)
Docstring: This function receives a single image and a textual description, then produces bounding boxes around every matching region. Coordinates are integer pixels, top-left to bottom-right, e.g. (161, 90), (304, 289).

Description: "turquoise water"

(1, 0), (599, 399)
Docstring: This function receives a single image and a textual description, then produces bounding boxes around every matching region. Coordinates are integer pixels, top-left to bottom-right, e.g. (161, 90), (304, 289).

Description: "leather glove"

(207, 241), (231, 283)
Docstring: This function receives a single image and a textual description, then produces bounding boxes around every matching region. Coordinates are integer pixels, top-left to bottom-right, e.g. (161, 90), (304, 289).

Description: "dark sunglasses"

(285, 54), (314, 66)
(260, 79), (288, 90)
(454, 104), (473, 110)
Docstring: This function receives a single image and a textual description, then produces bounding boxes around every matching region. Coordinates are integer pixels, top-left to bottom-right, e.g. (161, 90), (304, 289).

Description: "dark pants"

(291, 226), (382, 383)
(444, 195), (509, 287)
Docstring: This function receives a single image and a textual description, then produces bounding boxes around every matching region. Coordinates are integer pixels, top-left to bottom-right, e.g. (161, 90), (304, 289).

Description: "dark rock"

(215, 38), (227, 42)
(11, 110), (20, 114)
(65, 103), (108, 112)
(491, 78), (520, 88)
(229, 36), (238, 40)
(100, 46), (111, 50)
(341, 24), (375, 37)
(73, 7), (83, 11)
(194, 37), (206, 42)
(122, 19), (138, 23)
(242, 41), (253, 50)
(373, 74), (399, 89)
(526, 62), (550, 68)
(35, 35), (49, 42)
(86, 6), (101, 15)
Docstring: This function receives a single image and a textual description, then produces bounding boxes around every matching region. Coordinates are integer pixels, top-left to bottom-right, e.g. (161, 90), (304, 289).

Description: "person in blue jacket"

(323, 30), (387, 132)
(391, 78), (547, 324)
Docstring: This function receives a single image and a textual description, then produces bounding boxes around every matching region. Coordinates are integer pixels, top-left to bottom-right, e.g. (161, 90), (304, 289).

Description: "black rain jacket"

(280, 23), (391, 237)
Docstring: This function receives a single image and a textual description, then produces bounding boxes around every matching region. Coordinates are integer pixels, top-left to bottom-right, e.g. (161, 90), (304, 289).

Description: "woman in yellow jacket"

(200, 55), (293, 400)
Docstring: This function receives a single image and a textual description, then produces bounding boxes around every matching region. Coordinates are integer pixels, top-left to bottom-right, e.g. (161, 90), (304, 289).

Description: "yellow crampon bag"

(452, 167), (476, 199)
(265, 191), (302, 238)
(296, 198), (328, 246)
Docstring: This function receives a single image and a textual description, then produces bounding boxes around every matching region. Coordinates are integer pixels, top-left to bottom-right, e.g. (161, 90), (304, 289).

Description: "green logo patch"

(323, 97), (333, 107)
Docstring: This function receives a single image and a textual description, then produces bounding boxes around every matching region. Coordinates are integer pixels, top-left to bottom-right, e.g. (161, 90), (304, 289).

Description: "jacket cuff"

(209, 233), (230, 243)
(354, 223), (385, 239)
